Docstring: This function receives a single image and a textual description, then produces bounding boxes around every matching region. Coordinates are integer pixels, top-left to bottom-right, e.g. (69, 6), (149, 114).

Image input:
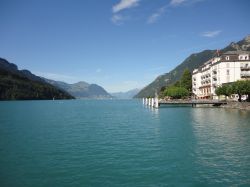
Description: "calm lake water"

(0, 100), (250, 187)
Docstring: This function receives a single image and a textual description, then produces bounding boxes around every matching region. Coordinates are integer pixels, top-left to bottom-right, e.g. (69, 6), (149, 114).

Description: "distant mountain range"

(135, 35), (250, 98)
(111, 88), (140, 99)
(44, 79), (112, 99)
(0, 58), (112, 100)
(0, 58), (74, 100)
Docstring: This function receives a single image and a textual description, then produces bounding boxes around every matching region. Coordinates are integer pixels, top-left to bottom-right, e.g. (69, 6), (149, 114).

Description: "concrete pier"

(143, 97), (159, 108)
(143, 98), (226, 108)
(154, 97), (159, 108)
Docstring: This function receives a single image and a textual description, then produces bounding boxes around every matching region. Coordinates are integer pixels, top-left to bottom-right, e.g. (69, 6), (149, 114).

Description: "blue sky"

(0, 0), (250, 92)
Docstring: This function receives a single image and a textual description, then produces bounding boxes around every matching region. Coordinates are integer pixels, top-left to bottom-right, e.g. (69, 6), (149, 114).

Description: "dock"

(142, 98), (227, 108)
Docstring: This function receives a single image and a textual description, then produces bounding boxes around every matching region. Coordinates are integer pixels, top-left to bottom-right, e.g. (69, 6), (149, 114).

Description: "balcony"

(240, 65), (250, 70)
(212, 80), (217, 86)
(241, 72), (250, 77)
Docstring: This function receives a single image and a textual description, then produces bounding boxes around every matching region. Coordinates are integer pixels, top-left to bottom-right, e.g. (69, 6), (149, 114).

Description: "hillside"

(45, 79), (112, 99)
(0, 58), (75, 100)
(135, 35), (250, 98)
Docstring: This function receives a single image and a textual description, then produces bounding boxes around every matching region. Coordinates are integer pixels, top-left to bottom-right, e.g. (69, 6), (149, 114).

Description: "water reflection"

(143, 104), (160, 119)
(190, 108), (250, 184)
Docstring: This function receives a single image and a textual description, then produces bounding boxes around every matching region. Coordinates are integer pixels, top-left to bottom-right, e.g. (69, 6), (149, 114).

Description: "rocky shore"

(221, 101), (250, 110)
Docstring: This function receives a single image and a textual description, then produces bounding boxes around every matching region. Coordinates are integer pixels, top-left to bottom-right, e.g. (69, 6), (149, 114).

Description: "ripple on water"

(0, 100), (250, 186)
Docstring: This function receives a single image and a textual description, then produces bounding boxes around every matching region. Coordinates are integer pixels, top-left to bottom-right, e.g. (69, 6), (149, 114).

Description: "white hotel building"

(192, 51), (250, 99)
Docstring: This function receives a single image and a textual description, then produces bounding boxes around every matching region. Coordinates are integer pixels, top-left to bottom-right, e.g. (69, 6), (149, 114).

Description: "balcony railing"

(240, 66), (250, 70)
(241, 72), (250, 77)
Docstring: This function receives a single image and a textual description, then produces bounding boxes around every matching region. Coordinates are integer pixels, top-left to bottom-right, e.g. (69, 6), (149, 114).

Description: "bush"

(215, 80), (250, 102)
(164, 86), (189, 99)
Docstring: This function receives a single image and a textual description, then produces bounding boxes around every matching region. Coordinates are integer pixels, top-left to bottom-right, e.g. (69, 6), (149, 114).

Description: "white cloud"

(113, 0), (140, 13)
(147, 6), (167, 24)
(201, 30), (222, 38)
(147, 0), (205, 24)
(170, 0), (204, 6)
(111, 14), (125, 24)
(111, 0), (140, 25)
(170, 0), (187, 6)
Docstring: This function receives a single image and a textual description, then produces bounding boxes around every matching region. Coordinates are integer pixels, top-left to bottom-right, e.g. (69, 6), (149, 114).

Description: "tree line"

(215, 80), (250, 102)
(160, 68), (250, 102)
(160, 69), (192, 99)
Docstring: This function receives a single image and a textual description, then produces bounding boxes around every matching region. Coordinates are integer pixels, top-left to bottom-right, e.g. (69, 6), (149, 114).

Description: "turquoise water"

(0, 100), (250, 187)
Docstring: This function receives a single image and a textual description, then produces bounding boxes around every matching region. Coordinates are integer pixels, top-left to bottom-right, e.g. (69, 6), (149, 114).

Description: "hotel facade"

(192, 51), (250, 99)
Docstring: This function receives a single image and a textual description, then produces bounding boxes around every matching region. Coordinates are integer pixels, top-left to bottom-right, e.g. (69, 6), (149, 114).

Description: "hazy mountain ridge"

(45, 79), (112, 99)
(135, 35), (250, 98)
(0, 58), (74, 100)
(111, 88), (140, 99)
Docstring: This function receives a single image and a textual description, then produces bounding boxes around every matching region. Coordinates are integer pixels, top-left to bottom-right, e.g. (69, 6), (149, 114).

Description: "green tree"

(164, 86), (189, 99)
(216, 80), (250, 102)
(173, 80), (181, 87)
(215, 84), (233, 100)
(215, 86), (223, 96)
(180, 69), (192, 91)
(232, 80), (250, 102)
(246, 80), (250, 102)
(159, 86), (167, 98)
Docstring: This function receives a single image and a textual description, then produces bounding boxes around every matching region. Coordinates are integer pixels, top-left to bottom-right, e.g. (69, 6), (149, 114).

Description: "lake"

(0, 100), (250, 186)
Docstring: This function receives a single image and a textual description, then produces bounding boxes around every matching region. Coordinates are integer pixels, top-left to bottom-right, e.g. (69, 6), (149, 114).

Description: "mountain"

(45, 79), (112, 99)
(111, 88), (140, 99)
(135, 35), (250, 98)
(0, 58), (74, 100)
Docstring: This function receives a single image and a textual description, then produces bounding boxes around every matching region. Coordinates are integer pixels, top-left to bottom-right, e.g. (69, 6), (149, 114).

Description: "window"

(245, 56), (248, 60)
(240, 56), (243, 60)
(227, 69), (230, 75)
(226, 56), (230, 60)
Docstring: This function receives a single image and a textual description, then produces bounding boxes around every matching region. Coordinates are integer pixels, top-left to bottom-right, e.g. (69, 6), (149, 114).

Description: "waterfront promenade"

(142, 98), (227, 108)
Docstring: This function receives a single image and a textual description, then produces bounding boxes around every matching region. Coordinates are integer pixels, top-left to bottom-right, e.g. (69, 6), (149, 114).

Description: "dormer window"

(240, 56), (243, 60)
(226, 56), (230, 60)
(245, 56), (248, 60)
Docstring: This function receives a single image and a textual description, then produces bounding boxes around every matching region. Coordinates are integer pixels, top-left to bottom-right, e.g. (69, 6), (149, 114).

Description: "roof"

(223, 50), (250, 55)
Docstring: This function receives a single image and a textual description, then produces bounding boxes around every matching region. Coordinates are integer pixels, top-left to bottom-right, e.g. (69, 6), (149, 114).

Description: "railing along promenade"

(142, 98), (227, 108)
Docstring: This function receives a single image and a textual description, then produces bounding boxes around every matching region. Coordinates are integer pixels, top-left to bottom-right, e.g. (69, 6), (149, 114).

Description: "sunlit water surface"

(0, 100), (250, 186)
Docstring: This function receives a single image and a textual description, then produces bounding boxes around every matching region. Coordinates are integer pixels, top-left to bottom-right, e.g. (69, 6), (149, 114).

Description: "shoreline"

(220, 101), (250, 110)
(157, 98), (250, 110)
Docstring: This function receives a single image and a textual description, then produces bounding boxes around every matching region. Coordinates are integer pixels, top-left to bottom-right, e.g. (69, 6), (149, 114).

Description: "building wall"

(192, 71), (201, 96)
(192, 52), (250, 99)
